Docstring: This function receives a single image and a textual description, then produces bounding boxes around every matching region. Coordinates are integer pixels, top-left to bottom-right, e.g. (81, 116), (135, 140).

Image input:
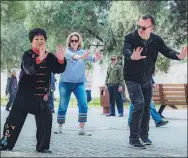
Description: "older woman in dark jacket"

(0, 28), (67, 153)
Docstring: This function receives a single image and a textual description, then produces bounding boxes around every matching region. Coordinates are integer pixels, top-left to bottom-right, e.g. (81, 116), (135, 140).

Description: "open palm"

(131, 47), (146, 60)
(56, 45), (65, 60)
(177, 46), (188, 60)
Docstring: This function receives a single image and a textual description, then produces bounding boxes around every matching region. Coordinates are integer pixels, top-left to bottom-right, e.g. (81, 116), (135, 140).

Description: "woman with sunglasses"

(105, 55), (124, 117)
(54, 32), (102, 136)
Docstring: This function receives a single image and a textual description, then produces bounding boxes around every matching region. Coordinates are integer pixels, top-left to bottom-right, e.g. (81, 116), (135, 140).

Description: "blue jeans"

(49, 93), (54, 111)
(57, 82), (88, 124)
(86, 90), (92, 103)
(128, 100), (162, 125)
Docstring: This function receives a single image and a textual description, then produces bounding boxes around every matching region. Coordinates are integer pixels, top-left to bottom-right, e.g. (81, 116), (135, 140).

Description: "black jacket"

(12, 49), (67, 114)
(123, 30), (180, 83)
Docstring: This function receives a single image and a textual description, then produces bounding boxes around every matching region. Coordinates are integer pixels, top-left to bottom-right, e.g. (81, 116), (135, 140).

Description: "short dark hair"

(29, 28), (47, 43)
(141, 14), (155, 26)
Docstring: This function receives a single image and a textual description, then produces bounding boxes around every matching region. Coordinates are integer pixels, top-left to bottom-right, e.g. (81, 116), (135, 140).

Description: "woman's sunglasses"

(111, 58), (116, 61)
(70, 40), (79, 43)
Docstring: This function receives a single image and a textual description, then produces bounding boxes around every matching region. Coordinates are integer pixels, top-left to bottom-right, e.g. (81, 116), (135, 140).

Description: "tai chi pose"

(123, 14), (187, 149)
(0, 28), (67, 153)
(55, 32), (102, 136)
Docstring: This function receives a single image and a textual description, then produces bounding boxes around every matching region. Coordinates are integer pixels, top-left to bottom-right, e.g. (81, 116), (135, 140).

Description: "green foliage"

(105, 1), (186, 73)
(1, 1), (186, 73)
(85, 61), (94, 72)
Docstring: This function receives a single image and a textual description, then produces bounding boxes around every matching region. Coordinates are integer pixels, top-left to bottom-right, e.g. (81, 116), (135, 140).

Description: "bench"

(99, 84), (188, 114)
(153, 84), (188, 107)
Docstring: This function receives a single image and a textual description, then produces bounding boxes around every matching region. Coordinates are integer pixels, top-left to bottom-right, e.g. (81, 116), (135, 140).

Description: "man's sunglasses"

(70, 40), (79, 43)
(137, 25), (152, 31)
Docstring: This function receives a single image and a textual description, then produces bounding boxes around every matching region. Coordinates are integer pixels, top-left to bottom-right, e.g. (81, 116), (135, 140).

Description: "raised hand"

(56, 45), (65, 60)
(131, 47), (146, 60)
(176, 46), (188, 60)
(95, 52), (102, 61)
(118, 86), (122, 92)
(39, 44), (48, 61)
(81, 51), (90, 60)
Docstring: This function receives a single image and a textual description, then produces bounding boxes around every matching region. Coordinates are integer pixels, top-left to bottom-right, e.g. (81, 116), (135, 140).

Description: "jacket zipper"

(142, 43), (147, 83)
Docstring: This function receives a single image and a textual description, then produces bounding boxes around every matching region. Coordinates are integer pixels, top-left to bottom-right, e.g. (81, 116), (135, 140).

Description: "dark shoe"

(140, 137), (152, 145)
(36, 149), (52, 153)
(156, 120), (169, 127)
(0, 145), (12, 151)
(106, 113), (115, 116)
(168, 105), (178, 109)
(119, 114), (124, 117)
(129, 139), (146, 149)
(5, 108), (10, 111)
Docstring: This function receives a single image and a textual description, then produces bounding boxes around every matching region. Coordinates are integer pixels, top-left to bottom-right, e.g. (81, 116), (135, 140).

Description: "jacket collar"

(32, 48), (40, 55)
(132, 30), (154, 46)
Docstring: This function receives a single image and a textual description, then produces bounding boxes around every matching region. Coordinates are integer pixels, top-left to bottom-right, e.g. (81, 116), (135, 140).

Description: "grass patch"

(2, 97), (170, 109)
(1, 96), (130, 108)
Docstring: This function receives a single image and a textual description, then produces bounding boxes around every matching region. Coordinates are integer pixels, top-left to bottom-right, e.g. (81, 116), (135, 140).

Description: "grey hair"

(11, 68), (17, 73)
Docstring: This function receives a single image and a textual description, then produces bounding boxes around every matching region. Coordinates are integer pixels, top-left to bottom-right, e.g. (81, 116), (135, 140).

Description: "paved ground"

(0, 107), (187, 157)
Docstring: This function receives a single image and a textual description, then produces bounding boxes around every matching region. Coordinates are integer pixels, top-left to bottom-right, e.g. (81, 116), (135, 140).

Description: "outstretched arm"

(158, 36), (187, 60)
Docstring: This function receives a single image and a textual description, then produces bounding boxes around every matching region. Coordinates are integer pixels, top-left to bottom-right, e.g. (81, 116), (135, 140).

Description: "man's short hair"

(29, 28), (47, 43)
(141, 14), (155, 26)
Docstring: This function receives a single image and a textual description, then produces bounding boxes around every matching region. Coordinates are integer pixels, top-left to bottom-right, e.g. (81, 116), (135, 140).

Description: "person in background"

(105, 55), (124, 117)
(117, 57), (130, 103)
(5, 68), (18, 111)
(85, 70), (93, 103)
(49, 72), (56, 113)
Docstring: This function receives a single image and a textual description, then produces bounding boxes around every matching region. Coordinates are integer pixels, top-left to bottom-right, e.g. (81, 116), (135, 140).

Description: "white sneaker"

(54, 126), (62, 134)
(78, 128), (92, 136)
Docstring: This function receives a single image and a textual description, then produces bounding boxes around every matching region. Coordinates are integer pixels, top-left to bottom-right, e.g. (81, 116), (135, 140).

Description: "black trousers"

(125, 80), (152, 140)
(6, 93), (16, 110)
(1, 99), (52, 151)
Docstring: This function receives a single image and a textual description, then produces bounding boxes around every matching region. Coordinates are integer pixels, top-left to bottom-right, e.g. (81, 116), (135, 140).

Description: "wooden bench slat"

(152, 97), (160, 101)
(153, 95), (160, 98)
(163, 88), (185, 91)
(165, 101), (187, 105)
(163, 92), (185, 95)
(159, 84), (185, 87)
(164, 96), (186, 100)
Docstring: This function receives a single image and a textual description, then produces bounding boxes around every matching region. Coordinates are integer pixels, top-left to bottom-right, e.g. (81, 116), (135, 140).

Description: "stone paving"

(0, 107), (187, 157)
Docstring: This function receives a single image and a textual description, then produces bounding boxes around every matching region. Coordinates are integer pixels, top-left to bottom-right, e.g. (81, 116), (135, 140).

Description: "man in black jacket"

(123, 14), (187, 149)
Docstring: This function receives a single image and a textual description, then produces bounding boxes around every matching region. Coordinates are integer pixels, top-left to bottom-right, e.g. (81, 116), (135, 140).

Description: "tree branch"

(85, 28), (104, 43)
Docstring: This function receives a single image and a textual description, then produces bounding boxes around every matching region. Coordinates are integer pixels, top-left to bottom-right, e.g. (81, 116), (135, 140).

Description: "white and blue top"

(59, 48), (96, 83)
